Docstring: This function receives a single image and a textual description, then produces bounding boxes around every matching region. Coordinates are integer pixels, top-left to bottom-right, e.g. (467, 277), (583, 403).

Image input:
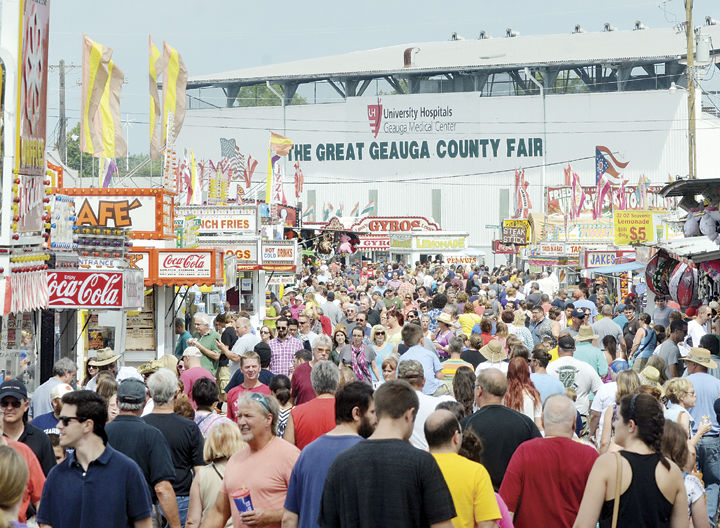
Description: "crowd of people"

(3, 259), (720, 527)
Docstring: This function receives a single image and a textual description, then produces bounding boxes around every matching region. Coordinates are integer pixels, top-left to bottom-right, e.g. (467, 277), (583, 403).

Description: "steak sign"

(158, 251), (212, 278)
(48, 271), (124, 309)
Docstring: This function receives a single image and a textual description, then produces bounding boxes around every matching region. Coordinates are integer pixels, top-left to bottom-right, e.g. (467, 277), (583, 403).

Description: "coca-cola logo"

(48, 271), (123, 307)
(161, 254), (208, 269)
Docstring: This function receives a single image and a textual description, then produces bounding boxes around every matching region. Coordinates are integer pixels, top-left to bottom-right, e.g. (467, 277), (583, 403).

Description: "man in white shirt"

(298, 314), (319, 348)
(687, 305), (711, 348)
(228, 317), (260, 375)
(397, 360), (454, 450)
(547, 335), (602, 417)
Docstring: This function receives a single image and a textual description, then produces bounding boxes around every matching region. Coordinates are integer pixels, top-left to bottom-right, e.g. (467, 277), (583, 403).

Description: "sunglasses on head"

(249, 392), (271, 413)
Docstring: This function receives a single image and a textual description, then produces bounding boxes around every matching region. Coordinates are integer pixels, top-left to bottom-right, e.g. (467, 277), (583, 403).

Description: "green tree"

(234, 84), (307, 107)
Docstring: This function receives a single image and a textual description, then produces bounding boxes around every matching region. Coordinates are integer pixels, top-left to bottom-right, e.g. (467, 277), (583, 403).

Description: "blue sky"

(47, 0), (718, 153)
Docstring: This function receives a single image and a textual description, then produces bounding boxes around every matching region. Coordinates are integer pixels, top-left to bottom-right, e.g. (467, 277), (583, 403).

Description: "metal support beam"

(573, 67), (594, 90)
(224, 84), (241, 107)
(542, 68), (559, 91)
(509, 70), (529, 94)
(384, 76), (405, 94)
(473, 73), (490, 92)
(356, 79), (372, 96)
(282, 82), (298, 105)
(327, 79), (346, 98)
(615, 67), (632, 91)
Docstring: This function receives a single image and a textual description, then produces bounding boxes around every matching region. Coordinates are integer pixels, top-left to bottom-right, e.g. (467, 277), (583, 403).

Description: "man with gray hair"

(202, 392), (300, 528)
(223, 316), (259, 376)
(31, 357), (76, 419)
(188, 312), (221, 376)
(499, 395), (598, 527)
(285, 360), (340, 449)
(107, 378), (181, 528)
(291, 335), (333, 405)
(143, 369), (204, 527)
(592, 304), (626, 355)
(461, 368), (541, 490)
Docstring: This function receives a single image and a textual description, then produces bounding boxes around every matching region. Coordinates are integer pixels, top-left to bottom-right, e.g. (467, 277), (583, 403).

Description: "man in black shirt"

(461, 368), (541, 490)
(0, 379), (55, 475)
(106, 378), (181, 528)
(143, 368), (204, 527)
(319, 379), (455, 528)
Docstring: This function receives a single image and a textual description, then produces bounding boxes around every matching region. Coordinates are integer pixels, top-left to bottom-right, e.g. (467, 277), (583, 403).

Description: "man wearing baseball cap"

(106, 378), (181, 528)
(0, 378), (56, 475)
(30, 383), (74, 435)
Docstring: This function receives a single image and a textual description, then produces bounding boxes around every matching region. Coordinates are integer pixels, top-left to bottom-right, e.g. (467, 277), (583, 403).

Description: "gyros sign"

(48, 271), (124, 308)
(158, 251), (212, 278)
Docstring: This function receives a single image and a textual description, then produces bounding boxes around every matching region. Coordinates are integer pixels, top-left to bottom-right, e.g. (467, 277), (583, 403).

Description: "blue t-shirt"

(398, 345), (444, 394)
(372, 343), (395, 382)
(37, 445), (152, 528)
(175, 330), (191, 359)
(30, 411), (60, 435)
(285, 434), (363, 528)
(613, 315), (628, 329)
(530, 373), (565, 403)
(688, 373), (720, 435)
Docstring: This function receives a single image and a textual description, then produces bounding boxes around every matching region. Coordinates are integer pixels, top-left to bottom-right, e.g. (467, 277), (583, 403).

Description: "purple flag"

(103, 159), (118, 188)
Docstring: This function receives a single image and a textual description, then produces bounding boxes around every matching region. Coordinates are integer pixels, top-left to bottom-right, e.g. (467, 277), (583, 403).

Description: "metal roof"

(188, 25), (720, 87)
(651, 236), (720, 263)
(660, 178), (720, 211)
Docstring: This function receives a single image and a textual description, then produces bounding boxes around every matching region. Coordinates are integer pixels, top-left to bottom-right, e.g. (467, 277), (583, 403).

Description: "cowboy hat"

(684, 347), (718, 370)
(436, 313), (454, 326)
(88, 347), (121, 367)
(639, 365), (665, 396)
(479, 340), (508, 363)
(575, 325), (599, 342)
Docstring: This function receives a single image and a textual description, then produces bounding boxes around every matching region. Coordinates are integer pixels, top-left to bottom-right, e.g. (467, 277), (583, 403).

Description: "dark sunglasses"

(375, 331), (385, 335)
(58, 416), (87, 426)
(0, 399), (22, 408)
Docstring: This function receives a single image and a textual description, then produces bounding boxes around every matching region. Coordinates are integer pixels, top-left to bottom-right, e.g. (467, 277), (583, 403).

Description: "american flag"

(220, 138), (244, 178)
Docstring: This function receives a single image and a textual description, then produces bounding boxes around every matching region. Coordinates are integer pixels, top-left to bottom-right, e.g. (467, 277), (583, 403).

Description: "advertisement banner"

(356, 235), (390, 251)
(492, 240), (515, 254)
(48, 271), (124, 309)
(414, 236), (467, 250)
(261, 243), (296, 263)
(547, 185), (678, 218)
(613, 211), (655, 245)
(584, 250), (636, 268)
(444, 255), (479, 266)
(175, 205), (257, 234)
(157, 251), (212, 279)
(18, 0), (50, 178)
(349, 216), (440, 233)
(502, 219), (530, 245)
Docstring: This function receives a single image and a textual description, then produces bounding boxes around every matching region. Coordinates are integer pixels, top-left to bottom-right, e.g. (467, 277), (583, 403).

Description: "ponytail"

(619, 393), (670, 469)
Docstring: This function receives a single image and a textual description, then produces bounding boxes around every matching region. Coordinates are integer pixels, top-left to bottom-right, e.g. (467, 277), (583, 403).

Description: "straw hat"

(639, 366), (665, 396)
(436, 312), (453, 326)
(479, 340), (508, 363)
(684, 347), (718, 370)
(88, 347), (121, 367)
(575, 325), (599, 342)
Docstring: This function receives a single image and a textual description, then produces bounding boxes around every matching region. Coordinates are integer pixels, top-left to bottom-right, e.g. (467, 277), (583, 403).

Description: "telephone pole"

(58, 59), (66, 163)
(686, 0), (697, 179)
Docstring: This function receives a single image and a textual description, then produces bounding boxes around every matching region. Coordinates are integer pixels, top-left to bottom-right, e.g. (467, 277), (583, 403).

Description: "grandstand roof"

(188, 25), (720, 88)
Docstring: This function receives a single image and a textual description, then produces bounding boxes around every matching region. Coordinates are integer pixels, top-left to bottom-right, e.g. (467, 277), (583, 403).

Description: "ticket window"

(239, 272), (255, 313)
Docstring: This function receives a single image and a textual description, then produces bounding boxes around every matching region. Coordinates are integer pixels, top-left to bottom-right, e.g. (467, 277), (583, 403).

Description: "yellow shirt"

(548, 345), (559, 362)
(458, 313), (482, 337)
(432, 452), (500, 528)
(441, 359), (473, 381)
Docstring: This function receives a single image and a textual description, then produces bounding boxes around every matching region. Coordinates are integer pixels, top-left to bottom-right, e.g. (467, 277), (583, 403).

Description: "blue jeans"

(158, 494), (190, 527)
(697, 436), (720, 527)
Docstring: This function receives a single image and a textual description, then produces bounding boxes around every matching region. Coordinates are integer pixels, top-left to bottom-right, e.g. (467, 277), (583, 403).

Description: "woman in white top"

(503, 356), (543, 431)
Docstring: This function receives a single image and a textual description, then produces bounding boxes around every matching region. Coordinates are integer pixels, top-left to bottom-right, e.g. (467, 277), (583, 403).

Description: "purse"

(612, 452), (622, 528)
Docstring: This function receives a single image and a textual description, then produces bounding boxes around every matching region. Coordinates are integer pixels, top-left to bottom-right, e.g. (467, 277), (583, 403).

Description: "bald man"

(425, 410), (500, 528)
(499, 395), (598, 527)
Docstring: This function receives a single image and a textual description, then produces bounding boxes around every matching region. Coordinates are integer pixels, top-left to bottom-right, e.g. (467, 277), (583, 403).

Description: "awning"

(588, 261), (645, 275)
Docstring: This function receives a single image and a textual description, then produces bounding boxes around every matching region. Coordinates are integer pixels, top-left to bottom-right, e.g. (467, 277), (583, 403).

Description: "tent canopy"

(588, 261), (645, 275)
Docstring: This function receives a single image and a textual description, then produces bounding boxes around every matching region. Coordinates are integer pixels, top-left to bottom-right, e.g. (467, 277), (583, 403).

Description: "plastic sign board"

(502, 220), (530, 245)
(492, 241), (515, 254)
(613, 211), (655, 245)
(48, 271), (124, 309)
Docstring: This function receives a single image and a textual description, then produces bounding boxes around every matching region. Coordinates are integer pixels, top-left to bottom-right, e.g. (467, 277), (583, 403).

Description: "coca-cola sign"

(48, 271), (124, 308)
(158, 251), (212, 278)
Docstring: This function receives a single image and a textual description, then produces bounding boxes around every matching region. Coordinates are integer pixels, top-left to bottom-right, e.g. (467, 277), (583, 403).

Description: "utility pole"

(59, 59), (66, 163)
(686, 0), (697, 179)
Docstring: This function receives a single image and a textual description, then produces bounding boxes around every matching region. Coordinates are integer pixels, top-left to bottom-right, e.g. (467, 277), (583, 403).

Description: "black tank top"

(599, 451), (672, 528)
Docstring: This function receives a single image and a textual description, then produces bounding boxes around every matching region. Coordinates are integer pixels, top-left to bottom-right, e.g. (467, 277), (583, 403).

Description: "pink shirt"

(222, 437), (300, 528)
(179, 367), (215, 408)
(226, 383), (272, 422)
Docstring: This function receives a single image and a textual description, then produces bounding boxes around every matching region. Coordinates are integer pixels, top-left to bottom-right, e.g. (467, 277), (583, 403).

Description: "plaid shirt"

(269, 336), (304, 376)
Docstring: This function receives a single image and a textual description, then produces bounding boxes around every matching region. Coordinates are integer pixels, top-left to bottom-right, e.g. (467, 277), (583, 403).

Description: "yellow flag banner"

(80, 34), (111, 155)
(265, 132), (293, 203)
(161, 42), (188, 147)
(149, 36), (167, 160)
(95, 59), (127, 159)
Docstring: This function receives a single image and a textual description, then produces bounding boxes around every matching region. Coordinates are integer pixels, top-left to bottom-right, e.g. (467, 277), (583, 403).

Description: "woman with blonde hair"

(185, 421), (244, 528)
(598, 370), (641, 454)
(370, 325), (393, 382)
(0, 445), (29, 528)
(664, 378), (711, 448)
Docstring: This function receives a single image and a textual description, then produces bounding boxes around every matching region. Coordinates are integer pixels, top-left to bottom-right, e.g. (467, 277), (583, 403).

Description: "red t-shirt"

(290, 397), (335, 450)
(226, 383), (272, 422)
(318, 315), (332, 336)
(179, 367), (215, 408)
(290, 362), (316, 406)
(7, 439), (45, 522)
(499, 437), (598, 528)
